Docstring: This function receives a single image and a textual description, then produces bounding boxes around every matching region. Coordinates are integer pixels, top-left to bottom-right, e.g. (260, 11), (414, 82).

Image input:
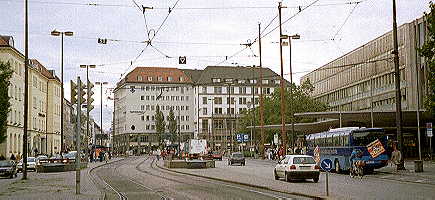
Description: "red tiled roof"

(124, 67), (193, 84)
(0, 36), (8, 46)
(30, 59), (56, 80)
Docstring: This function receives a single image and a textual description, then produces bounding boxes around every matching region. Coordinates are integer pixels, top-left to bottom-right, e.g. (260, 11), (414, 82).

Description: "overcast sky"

(0, 0), (430, 131)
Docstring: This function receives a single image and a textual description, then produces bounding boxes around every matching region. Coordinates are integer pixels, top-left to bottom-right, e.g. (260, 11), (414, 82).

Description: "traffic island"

(164, 159), (215, 169)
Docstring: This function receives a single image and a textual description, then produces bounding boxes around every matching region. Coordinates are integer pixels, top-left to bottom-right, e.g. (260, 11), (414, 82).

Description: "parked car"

(0, 160), (17, 178)
(17, 157), (36, 172)
(211, 151), (223, 161)
(274, 155), (320, 183)
(228, 152), (245, 166)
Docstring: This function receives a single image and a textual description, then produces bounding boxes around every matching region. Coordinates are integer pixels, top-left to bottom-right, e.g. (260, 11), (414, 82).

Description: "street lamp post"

(282, 34), (300, 148)
(51, 29), (73, 153)
(95, 82), (108, 147)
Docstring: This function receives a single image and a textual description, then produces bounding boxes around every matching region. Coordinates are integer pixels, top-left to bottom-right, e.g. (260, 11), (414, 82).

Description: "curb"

(155, 161), (326, 200)
(87, 157), (126, 200)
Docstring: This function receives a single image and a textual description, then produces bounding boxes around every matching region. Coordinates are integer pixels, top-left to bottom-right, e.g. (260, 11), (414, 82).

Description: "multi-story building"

(28, 59), (62, 156)
(183, 66), (281, 152)
(0, 35), (24, 159)
(300, 15), (432, 157)
(63, 99), (75, 151)
(113, 67), (195, 154)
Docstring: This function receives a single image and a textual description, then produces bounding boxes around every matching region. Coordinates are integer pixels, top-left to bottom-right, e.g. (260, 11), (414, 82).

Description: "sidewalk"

(374, 159), (435, 185)
(0, 158), (122, 200)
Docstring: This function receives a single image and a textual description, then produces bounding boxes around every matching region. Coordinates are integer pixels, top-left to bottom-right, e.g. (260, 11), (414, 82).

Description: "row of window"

(202, 86), (272, 95)
(202, 97), (260, 105)
(140, 115), (190, 122)
(8, 84), (22, 101)
(306, 135), (350, 147)
(131, 85), (190, 93)
(140, 95), (190, 101)
(140, 105), (190, 111)
(8, 133), (22, 155)
(145, 124), (191, 131)
(211, 78), (279, 85)
(137, 75), (185, 82)
(201, 107), (248, 115)
(8, 109), (21, 125)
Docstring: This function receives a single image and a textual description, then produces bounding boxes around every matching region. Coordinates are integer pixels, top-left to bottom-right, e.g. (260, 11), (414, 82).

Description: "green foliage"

(418, 2), (435, 118)
(0, 61), (13, 144)
(167, 107), (177, 142)
(155, 105), (166, 146)
(238, 79), (329, 144)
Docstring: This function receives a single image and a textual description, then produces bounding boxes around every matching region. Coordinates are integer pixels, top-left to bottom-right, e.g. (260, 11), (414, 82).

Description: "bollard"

(414, 160), (423, 172)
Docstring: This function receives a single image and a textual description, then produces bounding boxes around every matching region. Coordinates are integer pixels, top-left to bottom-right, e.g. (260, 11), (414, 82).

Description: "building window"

(141, 105), (144, 110)
(158, 76), (163, 81)
(146, 116), (150, 121)
(203, 108), (207, 115)
(214, 87), (222, 94)
(141, 116), (144, 121)
(168, 76), (173, 81)
(179, 76), (184, 82)
(214, 97), (222, 104)
(212, 78), (221, 83)
(186, 106), (189, 110)
(202, 86), (207, 93)
(202, 97), (207, 104)
(141, 96), (144, 100)
(147, 76), (153, 81)
(137, 76), (142, 81)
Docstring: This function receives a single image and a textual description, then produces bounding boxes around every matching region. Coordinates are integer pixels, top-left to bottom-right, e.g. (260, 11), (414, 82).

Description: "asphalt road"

(91, 156), (303, 200)
(193, 158), (435, 200)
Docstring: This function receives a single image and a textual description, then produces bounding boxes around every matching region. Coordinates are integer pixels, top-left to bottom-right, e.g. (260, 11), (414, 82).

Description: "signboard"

(320, 159), (333, 172)
(273, 134), (279, 145)
(189, 139), (207, 154)
(427, 123), (433, 137)
(236, 134), (249, 143)
(179, 56), (186, 64)
(366, 139), (386, 158)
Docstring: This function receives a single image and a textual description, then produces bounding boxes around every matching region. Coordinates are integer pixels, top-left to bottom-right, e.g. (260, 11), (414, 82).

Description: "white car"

(274, 155), (320, 183)
(17, 157), (37, 172)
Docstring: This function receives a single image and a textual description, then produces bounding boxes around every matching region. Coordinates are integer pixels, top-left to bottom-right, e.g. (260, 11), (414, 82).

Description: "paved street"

(163, 158), (435, 200)
(92, 156), (303, 200)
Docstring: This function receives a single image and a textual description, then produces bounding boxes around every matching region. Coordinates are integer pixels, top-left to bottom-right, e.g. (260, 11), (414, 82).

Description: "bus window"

(352, 131), (385, 146)
(343, 135), (349, 146)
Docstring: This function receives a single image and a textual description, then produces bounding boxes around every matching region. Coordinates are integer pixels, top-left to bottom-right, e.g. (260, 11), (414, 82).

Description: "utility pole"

(278, 2), (288, 153)
(258, 23), (265, 158)
(23, 0), (29, 180)
(392, 0), (405, 170)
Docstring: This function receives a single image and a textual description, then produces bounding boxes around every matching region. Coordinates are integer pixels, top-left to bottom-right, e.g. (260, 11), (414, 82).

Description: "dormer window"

(168, 76), (173, 81)
(158, 76), (163, 81)
(137, 76), (142, 81)
(179, 76), (184, 82)
(147, 76), (153, 81)
(238, 79), (246, 84)
(224, 78), (233, 83)
(212, 78), (221, 83)
(262, 79), (269, 84)
(274, 80), (281, 84)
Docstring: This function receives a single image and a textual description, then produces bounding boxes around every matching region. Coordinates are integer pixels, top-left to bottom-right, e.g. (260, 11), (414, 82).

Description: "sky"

(0, 0), (430, 131)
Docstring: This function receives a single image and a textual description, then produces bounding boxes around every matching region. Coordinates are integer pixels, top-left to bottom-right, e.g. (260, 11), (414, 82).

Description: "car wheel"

(285, 172), (291, 182)
(274, 170), (279, 180)
(313, 177), (319, 183)
(335, 161), (341, 174)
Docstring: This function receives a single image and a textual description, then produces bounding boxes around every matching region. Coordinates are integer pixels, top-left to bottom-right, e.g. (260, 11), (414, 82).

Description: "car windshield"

(28, 158), (36, 162)
(0, 161), (13, 167)
(293, 157), (316, 164)
(232, 153), (243, 158)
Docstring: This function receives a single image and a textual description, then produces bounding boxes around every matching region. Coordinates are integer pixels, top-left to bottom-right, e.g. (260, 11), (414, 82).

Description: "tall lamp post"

(282, 34), (300, 148)
(95, 82), (108, 146)
(51, 29), (73, 153)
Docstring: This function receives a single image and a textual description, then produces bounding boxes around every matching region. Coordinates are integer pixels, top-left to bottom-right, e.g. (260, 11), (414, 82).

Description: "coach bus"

(305, 127), (389, 173)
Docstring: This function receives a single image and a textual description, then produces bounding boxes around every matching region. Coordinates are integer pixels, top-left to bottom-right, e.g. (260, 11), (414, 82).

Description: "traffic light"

(87, 80), (95, 111)
(79, 79), (86, 105)
(71, 80), (77, 104)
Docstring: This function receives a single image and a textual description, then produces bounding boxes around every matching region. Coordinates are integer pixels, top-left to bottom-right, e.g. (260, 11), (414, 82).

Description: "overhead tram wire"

(151, 0), (181, 41)
(332, 1), (361, 40)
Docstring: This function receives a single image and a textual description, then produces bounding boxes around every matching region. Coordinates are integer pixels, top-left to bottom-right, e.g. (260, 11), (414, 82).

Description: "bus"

(305, 127), (389, 173)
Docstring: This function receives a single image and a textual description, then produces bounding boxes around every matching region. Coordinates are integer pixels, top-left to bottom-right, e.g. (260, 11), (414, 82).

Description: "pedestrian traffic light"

(71, 80), (78, 104)
(87, 80), (95, 111)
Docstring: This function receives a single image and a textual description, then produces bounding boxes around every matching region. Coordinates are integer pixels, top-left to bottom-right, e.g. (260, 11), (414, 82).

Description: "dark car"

(228, 152), (245, 166)
(0, 160), (18, 178)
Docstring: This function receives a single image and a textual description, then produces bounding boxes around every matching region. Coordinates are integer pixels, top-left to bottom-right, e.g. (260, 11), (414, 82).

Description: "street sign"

(320, 159), (333, 172)
(273, 134), (278, 144)
(236, 134), (248, 142)
(179, 56), (186, 64)
(243, 134), (249, 142)
(427, 123), (433, 137)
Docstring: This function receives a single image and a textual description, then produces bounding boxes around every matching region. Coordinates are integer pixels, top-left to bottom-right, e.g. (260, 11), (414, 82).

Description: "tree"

(238, 79), (328, 146)
(167, 107), (177, 143)
(0, 61), (13, 144)
(418, 2), (435, 118)
(155, 105), (166, 147)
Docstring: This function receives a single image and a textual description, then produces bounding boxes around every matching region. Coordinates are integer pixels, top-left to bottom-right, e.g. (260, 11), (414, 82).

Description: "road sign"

(236, 134), (248, 142)
(179, 56), (186, 64)
(427, 123), (433, 137)
(243, 134), (249, 142)
(320, 159), (333, 172)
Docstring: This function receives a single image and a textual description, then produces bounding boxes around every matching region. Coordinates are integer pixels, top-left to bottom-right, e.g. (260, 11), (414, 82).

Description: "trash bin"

(414, 160), (423, 173)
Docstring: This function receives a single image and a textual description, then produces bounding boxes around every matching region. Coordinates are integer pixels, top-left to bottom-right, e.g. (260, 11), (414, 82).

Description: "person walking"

(10, 154), (16, 161)
(390, 143), (402, 172)
(104, 152), (109, 163)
